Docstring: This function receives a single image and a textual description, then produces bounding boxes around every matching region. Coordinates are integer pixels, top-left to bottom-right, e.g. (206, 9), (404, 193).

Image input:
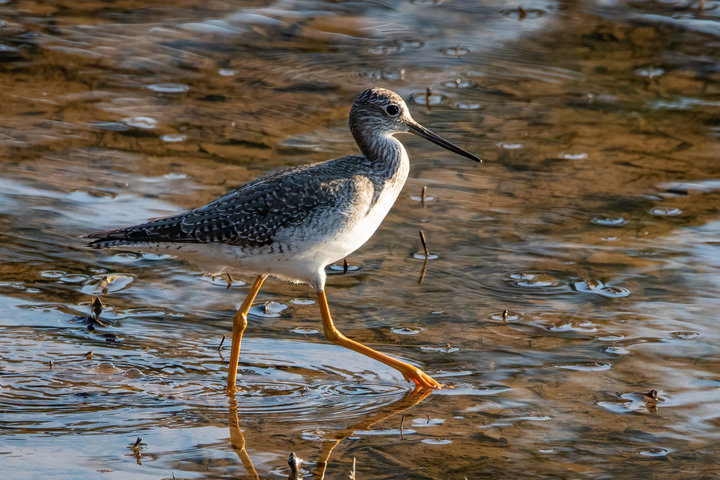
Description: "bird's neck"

(353, 130), (409, 180)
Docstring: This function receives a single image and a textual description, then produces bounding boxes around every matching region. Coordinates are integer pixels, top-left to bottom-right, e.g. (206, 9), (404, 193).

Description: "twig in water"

(217, 335), (226, 352)
(502, 309), (508, 322)
(226, 273), (233, 290)
(343, 258), (349, 274)
(419, 230), (429, 258)
(421, 185), (427, 208)
(348, 457), (356, 480)
(418, 257), (428, 285)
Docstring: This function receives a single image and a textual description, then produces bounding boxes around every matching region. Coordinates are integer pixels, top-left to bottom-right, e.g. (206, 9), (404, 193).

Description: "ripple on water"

(122, 116), (158, 130)
(506, 272), (564, 289)
(248, 301), (288, 318)
(161, 133), (187, 143)
(327, 262), (360, 273)
(291, 327), (318, 335)
(489, 311), (522, 322)
(80, 274), (136, 294)
(549, 321), (597, 333)
(421, 438), (452, 445)
(560, 152), (588, 160)
(146, 83), (190, 94)
(672, 331), (700, 340)
(413, 252), (439, 260)
(556, 361), (611, 372)
(439, 45), (471, 56)
(442, 78), (476, 89)
(572, 280), (630, 298)
(591, 215), (628, 226)
(234, 382), (408, 419)
(649, 206), (682, 216)
(390, 327), (422, 335)
(634, 66), (665, 78)
(455, 102), (483, 110)
(410, 92), (447, 106)
(497, 142), (523, 149)
(501, 7), (547, 19)
(638, 447), (670, 457)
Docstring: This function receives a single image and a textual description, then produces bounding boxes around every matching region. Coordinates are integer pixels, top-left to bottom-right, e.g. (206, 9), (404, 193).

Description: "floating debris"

(287, 452), (303, 480)
(419, 230), (429, 258)
(217, 335), (226, 352)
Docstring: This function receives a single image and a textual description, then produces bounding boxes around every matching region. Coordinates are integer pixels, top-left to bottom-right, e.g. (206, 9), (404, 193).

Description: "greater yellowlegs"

(88, 87), (481, 391)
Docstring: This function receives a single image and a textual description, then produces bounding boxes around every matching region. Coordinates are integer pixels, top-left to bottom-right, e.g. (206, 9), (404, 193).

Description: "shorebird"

(87, 87), (480, 391)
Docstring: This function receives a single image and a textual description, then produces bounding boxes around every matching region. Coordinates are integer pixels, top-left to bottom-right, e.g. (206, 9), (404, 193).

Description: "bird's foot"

(401, 366), (448, 389)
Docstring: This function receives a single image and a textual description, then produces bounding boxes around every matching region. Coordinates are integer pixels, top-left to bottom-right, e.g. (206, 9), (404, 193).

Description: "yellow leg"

(316, 290), (444, 389)
(227, 274), (267, 392)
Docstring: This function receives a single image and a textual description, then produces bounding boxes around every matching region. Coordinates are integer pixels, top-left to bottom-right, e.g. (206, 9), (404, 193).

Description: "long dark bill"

(408, 121), (482, 163)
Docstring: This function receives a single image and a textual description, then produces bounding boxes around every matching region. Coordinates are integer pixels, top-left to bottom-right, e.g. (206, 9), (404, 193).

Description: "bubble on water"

(649, 206), (682, 216)
(391, 327), (422, 335)
(107, 252), (141, 263)
(124, 368), (144, 379)
(421, 438), (452, 445)
(161, 133), (187, 143)
(591, 216), (628, 226)
(538, 448), (557, 454)
(556, 361), (611, 372)
(672, 331), (700, 340)
(123, 116), (158, 130)
(638, 447), (670, 457)
(146, 83), (189, 94)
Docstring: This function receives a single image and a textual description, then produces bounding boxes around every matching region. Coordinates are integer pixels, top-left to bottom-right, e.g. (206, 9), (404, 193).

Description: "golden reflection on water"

(2, 0), (720, 478)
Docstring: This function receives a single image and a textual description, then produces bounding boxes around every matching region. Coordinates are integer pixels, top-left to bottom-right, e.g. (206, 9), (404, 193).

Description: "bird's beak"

(407, 120), (482, 163)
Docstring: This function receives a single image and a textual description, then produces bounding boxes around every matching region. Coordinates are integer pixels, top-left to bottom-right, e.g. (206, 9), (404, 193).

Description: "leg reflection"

(227, 387), (432, 479)
(228, 395), (260, 480)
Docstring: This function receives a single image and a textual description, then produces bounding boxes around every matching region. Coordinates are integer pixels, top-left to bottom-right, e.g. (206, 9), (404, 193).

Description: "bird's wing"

(86, 159), (358, 249)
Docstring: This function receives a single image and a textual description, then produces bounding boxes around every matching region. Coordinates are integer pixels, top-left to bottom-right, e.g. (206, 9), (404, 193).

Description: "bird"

(87, 87), (481, 391)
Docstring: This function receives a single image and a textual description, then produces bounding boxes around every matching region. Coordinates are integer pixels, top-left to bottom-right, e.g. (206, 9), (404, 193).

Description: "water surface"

(2, 1), (720, 478)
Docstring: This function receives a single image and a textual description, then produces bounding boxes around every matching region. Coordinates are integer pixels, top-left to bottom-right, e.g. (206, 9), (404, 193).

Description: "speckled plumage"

(87, 88), (479, 291)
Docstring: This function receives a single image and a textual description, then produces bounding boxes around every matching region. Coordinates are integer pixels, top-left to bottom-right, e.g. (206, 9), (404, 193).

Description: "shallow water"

(2, 0), (720, 478)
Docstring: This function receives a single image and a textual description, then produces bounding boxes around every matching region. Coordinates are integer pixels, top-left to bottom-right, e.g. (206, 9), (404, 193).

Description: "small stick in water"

(343, 258), (349, 274)
(419, 230), (429, 258)
(425, 86), (432, 111)
(502, 309), (508, 322)
(217, 335), (226, 352)
(226, 273), (233, 290)
(418, 257), (428, 285)
(421, 185), (427, 208)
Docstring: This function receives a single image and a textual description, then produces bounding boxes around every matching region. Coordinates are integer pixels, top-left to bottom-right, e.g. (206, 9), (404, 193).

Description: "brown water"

(2, 1), (720, 478)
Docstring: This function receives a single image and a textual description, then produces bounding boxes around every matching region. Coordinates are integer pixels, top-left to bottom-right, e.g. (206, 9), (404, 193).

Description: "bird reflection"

(227, 387), (432, 479)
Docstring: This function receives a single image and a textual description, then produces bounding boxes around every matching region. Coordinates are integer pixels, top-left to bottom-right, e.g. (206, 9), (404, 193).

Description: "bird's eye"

(385, 104), (400, 116)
